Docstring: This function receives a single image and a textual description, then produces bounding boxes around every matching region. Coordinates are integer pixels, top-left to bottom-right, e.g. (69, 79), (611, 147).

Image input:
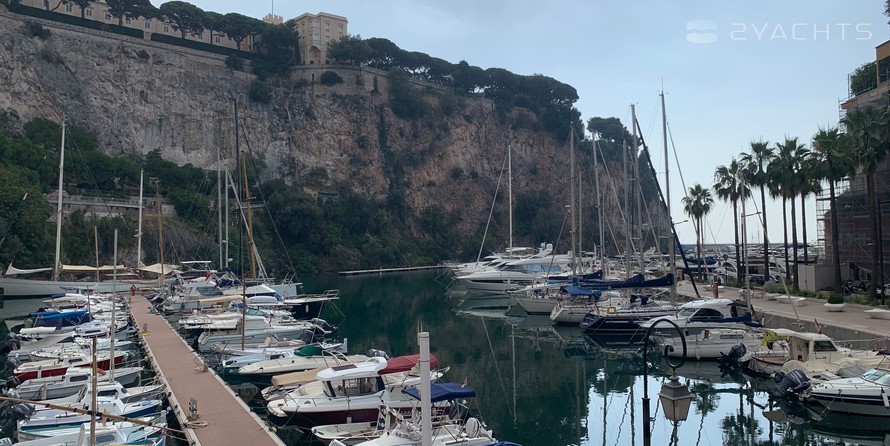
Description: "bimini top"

(403, 382), (477, 402)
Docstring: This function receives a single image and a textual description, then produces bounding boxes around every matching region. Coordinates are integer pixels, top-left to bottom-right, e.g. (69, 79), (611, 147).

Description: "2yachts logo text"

(687, 20), (872, 43)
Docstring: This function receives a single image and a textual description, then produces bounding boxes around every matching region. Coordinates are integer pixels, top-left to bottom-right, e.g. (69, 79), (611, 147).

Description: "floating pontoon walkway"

(338, 265), (446, 276)
(130, 297), (285, 446)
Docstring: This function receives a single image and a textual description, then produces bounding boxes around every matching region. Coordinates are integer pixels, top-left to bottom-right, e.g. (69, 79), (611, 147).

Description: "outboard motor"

(772, 370), (811, 398)
(718, 343), (747, 369)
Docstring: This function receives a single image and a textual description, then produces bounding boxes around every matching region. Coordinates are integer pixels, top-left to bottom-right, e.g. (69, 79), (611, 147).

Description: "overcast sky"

(152, 1), (888, 246)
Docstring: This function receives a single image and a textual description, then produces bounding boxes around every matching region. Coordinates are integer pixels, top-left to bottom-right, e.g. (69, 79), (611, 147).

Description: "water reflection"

(294, 272), (889, 446)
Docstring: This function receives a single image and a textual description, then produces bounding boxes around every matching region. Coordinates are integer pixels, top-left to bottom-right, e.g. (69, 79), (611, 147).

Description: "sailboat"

(0, 123), (127, 297)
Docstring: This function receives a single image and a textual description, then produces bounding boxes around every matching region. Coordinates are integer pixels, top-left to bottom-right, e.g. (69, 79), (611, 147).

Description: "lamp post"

(879, 200), (889, 305)
(642, 319), (693, 446)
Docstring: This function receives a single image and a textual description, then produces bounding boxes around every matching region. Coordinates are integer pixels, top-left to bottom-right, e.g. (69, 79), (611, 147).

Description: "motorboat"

(659, 328), (763, 360)
(12, 351), (129, 381)
(236, 344), (366, 376)
(637, 298), (760, 335)
(452, 245), (571, 293)
(737, 328), (888, 378)
(266, 354), (448, 429)
(16, 396), (163, 440)
(9, 413), (167, 445)
(804, 365), (890, 416)
(195, 317), (332, 353)
(28, 340), (132, 361)
(223, 340), (348, 371)
(318, 383), (487, 446)
(6, 366), (145, 401)
(580, 297), (679, 336)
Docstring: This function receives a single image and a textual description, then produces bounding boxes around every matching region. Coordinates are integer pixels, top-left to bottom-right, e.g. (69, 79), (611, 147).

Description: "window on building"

(105, 12), (112, 20)
(145, 21), (151, 29)
(65, 3), (73, 12)
(163, 25), (169, 32)
(85, 8), (92, 17)
(215, 36), (220, 43)
(338, 24), (344, 32)
(125, 17), (131, 24)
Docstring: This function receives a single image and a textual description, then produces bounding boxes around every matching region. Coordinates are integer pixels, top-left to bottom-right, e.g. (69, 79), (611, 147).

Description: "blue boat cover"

(561, 286), (595, 296)
(30, 310), (89, 320)
(403, 382), (477, 402)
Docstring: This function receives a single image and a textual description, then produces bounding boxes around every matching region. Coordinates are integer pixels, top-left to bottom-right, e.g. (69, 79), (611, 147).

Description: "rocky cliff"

(0, 8), (649, 253)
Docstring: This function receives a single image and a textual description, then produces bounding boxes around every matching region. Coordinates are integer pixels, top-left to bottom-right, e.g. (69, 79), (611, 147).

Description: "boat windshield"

(812, 340), (838, 352)
(677, 308), (697, 318)
(861, 369), (890, 386)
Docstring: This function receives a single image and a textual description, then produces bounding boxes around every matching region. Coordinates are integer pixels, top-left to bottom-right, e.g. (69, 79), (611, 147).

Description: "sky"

(151, 1), (888, 246)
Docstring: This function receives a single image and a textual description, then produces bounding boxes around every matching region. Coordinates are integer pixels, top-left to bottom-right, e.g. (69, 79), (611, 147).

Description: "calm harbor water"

(2, 271), (885, 446)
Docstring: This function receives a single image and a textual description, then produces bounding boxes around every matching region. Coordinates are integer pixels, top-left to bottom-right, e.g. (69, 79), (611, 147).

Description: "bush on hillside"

(320, 71), (343, 86)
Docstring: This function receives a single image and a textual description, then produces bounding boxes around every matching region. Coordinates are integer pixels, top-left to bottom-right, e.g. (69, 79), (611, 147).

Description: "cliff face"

(0, 9), (604, 245)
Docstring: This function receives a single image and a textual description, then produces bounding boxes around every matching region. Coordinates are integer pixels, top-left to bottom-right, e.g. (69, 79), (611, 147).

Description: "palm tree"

(842, 106), (890, 300)
(812, 128), (854, 293)
(797, 151), (822, 266)
(740, 141), (774, 284)
(683, 183), (714, 279)
(769, 137), (807, 290)
(714, 159), (750, 285)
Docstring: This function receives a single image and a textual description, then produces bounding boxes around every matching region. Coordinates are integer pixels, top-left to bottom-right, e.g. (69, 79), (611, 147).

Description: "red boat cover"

(378, 353), (439, 375)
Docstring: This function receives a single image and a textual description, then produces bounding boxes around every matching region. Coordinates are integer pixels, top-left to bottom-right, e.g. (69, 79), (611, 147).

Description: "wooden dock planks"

(129, 298), (284, 446)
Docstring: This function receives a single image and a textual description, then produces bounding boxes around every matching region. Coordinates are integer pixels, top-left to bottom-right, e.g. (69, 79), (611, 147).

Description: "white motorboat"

(12, 351), (129, 381)
(738, 328), (888, 378)
(266, 354), (448, 429)
(222, 341), (346, 370)
(638, 298), (759, 335)
(10, 414), (167, 445)
(7, 366), (145, 401)
(453, 245), (571, 293)
(313, 381), (480, 445)
(195, 317), (331, 353)
(660, 328), (763, 360)
(28, 340), (132, 361)
(16, 396), (163, 440)
(237, 345), (366, 376)
(804, 365), (890, 416)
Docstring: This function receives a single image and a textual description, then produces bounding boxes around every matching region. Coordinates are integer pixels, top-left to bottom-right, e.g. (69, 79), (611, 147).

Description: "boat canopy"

(5, 264), (52, 275)
(403, 382), (477, 402)
(61, 264), (126, 273)
(137, 263), (179, 275)
(379, 353), (440, 375)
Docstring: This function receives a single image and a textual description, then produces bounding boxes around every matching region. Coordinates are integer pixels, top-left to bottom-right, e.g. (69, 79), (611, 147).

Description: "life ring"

(607, 306), (616, 314)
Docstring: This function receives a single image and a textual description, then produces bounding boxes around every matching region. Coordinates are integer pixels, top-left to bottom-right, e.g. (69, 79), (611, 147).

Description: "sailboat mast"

(508, 146), (513, 254)
(136, 169), (144, 268)
(240, 149), (257, 280)
(89, 336), (98, 445)
(217, 142), (223, 270)
(94, 226), (100, 284)
(569, 128), (578, 276)
(662, 92), (676, 299)
(740, 172), (751, 304)
(594, 134), (605, 273)
(578, 169), (583, 272)
(224, 163), (230, 269)
(631, 104), (643, 275)
(155, 179), (165, 284)
(110, 229), (117, 381)
(52, 123), (66, 282)
(623, 140), (630, 279)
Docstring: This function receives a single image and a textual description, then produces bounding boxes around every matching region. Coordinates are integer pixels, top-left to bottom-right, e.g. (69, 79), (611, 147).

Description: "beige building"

(15, 2), (348, 64)
(291, 12), (348, 65)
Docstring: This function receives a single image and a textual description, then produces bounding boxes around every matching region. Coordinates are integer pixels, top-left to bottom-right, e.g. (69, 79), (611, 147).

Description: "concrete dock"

(676, 281), (890, 347)
(129, 297), (285, 446)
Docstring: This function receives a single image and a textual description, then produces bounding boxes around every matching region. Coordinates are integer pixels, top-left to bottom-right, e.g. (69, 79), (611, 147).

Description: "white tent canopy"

(137, 263), (179, 276)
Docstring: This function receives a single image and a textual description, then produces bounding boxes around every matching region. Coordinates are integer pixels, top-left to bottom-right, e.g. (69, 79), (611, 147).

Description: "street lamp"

(642, 319), (692, 446)
(879, 200), (889, 305)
